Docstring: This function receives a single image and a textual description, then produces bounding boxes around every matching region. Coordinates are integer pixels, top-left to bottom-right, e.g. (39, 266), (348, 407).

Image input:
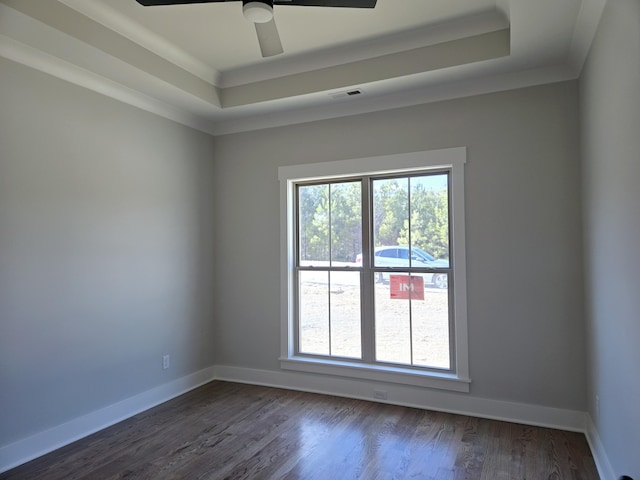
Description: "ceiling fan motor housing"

(243, 0), (274, 23)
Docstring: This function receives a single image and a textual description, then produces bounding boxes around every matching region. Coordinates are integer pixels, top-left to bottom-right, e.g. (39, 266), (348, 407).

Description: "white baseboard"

(0, 364), (593, 475)
(585, 414), (616, 480)
(0, 366), (216, 474)
(214, 365), (588, 433)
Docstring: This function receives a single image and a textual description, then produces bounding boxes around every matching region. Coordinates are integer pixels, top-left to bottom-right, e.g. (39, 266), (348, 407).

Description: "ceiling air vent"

(330, 89), (364, 99)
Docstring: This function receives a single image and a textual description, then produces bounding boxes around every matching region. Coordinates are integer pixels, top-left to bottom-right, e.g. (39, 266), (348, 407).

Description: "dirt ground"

(298, 277), (450, 369)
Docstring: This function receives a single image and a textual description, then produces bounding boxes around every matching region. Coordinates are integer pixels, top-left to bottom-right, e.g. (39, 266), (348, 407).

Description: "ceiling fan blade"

(135, 0), (374, 58)
(274, 0), (376, 7)
(255, 19), (284, 57)
(136, 0), (376, 7)
(135, 0), (232, 6)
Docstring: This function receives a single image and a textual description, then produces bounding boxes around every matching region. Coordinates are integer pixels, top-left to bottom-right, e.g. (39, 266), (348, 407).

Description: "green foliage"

(373, 179), (408, 246)
(397, 184), (449, 259)
(299, 183), (329, 262)
(299, 175), (449, 262)
(329, 182), (362, 262)
(299, 182), (362, 262)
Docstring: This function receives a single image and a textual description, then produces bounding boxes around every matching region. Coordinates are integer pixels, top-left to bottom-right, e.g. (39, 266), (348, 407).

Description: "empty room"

(0, 0), (638, 479)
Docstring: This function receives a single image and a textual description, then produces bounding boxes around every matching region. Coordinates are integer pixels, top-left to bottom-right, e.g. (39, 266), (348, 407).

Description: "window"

(279, 149), (469, 392)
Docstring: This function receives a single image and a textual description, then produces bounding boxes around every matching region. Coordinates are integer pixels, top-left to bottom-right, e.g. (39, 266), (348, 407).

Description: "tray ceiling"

(0, 0), (606, 135)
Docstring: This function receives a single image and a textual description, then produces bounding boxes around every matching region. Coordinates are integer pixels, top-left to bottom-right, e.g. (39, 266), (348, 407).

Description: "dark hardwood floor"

(1, 381), (599, 479)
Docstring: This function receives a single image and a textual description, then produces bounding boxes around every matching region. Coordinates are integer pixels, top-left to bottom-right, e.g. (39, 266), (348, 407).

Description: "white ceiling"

(0, 0), (606, 135)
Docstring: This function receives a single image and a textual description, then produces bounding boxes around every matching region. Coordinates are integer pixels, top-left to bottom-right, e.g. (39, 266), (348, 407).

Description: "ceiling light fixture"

(243, 0), (274, 23)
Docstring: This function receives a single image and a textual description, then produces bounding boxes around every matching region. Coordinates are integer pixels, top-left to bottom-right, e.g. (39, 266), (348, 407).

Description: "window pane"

(409, 174), (450, 268)
(412, 275), (450, 369)
(298, 184), (329, 266)
(372, 178), (408, 267)
(299, 270), (329, 355)
(329, 271), (361, 358)
(329, 182), (362, 265)
(299, 270), (362, 359)
(375, 276), (411, 364)
(375, 273), (450, 368)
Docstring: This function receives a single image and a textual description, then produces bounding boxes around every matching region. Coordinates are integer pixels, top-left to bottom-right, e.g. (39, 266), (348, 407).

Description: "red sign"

(389, 275), (424, 300)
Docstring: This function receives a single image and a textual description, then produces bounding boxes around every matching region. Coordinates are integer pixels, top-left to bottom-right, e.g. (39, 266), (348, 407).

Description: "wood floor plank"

(0, 381), (600, 480)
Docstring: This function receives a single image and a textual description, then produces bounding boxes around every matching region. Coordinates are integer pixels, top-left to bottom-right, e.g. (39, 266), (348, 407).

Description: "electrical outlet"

(373, 389), (388, 400)
(162, 354), (170, 370)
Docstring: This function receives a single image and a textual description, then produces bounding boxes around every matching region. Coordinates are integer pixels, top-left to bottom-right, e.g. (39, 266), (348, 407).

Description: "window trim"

(279, 148), (470, 393)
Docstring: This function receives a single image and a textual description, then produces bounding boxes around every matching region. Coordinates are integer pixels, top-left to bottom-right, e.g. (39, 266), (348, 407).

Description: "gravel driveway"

(299, 275), (450, 369)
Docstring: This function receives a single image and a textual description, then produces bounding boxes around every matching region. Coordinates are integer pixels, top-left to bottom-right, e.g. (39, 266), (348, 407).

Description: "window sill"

(279, 356), (470, 393)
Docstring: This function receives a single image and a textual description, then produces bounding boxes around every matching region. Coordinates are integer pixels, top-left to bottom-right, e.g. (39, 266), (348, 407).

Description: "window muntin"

(295, 171), (453, 372)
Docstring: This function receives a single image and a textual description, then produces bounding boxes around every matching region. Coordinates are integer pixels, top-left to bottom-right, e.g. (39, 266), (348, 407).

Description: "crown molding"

(58, 0), (222, 86)
(0, 33), (219, 135)
(568, 0), (607, 75)
(210, 63), (577, 135)
(219, 9), (509, 88)
(0, 1), (221, 106)
(222, 28), (510, 107)
(0, 0), (606, 137)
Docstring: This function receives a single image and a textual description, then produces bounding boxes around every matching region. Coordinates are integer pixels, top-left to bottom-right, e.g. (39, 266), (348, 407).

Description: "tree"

(299, 184), (329, 261)
(373, 178), (408, 247)
(299, 181), (362, 263)
(299, 175), (449, 263)
(329, 182), (361, 262)
(397, 184), (449, 259)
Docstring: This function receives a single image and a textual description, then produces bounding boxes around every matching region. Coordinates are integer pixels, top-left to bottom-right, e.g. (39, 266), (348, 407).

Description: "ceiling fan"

(135, 0), (377, 58)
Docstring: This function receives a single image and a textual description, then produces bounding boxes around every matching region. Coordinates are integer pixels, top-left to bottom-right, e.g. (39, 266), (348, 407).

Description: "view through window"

(296, 172), (452, 371)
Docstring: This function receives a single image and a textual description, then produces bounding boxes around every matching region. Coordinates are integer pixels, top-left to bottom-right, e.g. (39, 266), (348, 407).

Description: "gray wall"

(1, 35), (608, 464)
(580, 0), (640, 477)
(212, 81), (587, 410)
(0, 58), (216, 447)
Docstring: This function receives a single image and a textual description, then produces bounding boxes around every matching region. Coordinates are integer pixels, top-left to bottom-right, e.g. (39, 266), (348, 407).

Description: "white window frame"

(278, 148), (470, 393)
